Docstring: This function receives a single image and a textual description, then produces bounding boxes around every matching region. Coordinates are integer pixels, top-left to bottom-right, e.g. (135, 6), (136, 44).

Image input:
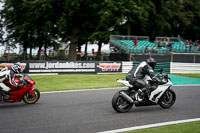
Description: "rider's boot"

(0, 90), (10, 100)
(135, 88), (146, 102)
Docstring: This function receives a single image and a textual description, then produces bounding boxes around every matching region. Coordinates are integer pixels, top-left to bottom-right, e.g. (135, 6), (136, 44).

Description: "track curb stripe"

(98, 118), (200, 133)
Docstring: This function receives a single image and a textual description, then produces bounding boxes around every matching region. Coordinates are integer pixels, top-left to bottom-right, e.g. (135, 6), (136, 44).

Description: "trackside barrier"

(123, 62), (200, 74)
(122, 62), (133, 73)
(122, 62), (200, 74)
(171, 62), (200, 73)
(1, 61), (200, 74)
(0, 61), (123, 74)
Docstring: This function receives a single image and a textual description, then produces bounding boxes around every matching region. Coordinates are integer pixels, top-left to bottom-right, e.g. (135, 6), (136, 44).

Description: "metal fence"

(155, 36), (181, 42)
(129, 53), (200, 63)
(110, 35), (149, 41)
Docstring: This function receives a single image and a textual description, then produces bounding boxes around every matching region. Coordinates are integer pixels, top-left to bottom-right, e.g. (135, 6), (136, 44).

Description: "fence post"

(193, 54), (196, 63)
(171, 53), (173, 62)
(129, 54), (132, 61)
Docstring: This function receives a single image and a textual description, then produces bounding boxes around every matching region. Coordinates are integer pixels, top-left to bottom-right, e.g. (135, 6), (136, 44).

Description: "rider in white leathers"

(0, 63), (22, 95)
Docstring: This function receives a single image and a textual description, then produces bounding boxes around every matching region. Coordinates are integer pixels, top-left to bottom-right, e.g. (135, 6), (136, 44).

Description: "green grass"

(125, 121), (200, 133)
(172, 73), (200, 79)
(31, 73), (200, 92)
(31, 74), (126, 92)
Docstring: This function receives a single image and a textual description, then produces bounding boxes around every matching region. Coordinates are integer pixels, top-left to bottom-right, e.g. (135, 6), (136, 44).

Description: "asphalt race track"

(0, 86), (200, 133)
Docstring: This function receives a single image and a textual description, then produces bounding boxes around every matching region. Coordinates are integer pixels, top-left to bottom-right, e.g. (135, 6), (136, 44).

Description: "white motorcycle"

(112, 70), (176, 113)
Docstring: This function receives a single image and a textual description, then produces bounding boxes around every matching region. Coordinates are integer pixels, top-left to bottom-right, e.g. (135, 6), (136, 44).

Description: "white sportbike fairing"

(112, 70), (176, 113)
(116, 79), (133, 88)
(142, 74), (173, 103)
(149, 79), (172, 103)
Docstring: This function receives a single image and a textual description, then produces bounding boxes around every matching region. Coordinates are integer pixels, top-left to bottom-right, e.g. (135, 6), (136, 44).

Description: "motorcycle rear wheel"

(112, 90), (133, 113)
(23, 89), (40, 104)
(159, 89), (176, 108)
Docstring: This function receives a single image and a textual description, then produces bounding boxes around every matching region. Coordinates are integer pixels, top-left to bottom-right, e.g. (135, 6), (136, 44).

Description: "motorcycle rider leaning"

(0, 63), (23, 95)
(126, 58), (160, 101)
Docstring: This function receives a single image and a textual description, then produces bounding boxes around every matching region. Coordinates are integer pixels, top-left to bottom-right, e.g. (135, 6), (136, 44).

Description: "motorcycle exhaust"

(120, 91), (134, 103)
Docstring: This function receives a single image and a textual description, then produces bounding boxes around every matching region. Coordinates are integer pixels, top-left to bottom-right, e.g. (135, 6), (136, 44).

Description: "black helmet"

(11, 63), (21, 74)
(146, 57), (156, 69)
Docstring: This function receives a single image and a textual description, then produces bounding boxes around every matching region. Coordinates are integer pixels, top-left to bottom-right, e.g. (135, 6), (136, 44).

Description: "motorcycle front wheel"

(159, 89), (176, 108)
(23, 89), (40, 104)
(112, 90), (133, 113)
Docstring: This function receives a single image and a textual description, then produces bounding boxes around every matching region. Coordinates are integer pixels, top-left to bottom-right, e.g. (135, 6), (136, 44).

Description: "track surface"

(0, 86), (200, 133)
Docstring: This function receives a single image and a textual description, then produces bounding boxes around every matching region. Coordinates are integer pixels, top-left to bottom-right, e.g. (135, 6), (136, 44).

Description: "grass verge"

(125, 121), (200, 133)
(172, 73), (200, 78)
(31, 74), (126, 92)
(31, 73), (200, 92)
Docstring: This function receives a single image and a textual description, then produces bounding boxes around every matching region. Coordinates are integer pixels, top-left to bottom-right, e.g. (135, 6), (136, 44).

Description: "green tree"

(1, 0), (62, 60)
(56, 0), (104, 61)
(1, 0), (200, 62)
(180, 0), (200, 40)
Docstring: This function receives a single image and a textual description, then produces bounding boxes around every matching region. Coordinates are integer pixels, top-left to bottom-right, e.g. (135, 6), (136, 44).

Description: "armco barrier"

(171, 62), (200, 73)
(122, 62), (133, 73)
(123, 62), (200, 74)
(1, 61), (199, 74)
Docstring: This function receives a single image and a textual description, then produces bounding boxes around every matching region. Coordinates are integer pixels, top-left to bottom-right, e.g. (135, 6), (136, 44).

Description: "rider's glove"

(18, 83), (24, 87)
(152, 76), (162, 83)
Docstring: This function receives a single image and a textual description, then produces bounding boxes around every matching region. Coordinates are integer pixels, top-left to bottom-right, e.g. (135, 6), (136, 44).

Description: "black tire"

(23, 89), (40, 104)
(159, 89), (176, 108)
(112, 90), (133, 113)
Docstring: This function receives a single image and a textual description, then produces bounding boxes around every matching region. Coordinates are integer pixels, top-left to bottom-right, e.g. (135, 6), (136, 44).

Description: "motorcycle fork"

(29, 89), (35, 97)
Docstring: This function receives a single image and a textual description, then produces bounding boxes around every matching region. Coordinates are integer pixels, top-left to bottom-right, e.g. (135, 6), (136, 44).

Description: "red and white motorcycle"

(0, 74), (40, 104)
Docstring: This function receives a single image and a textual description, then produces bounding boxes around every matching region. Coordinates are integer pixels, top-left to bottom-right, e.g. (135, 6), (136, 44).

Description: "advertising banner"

(0, 63), (27, 72)
(28, 62), (96, 73)
(96, 62), (122, 73)
(0, 61), (122, 74)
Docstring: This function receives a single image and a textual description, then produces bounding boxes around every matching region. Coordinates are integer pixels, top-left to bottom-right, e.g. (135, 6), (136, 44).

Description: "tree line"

(0, 0), (200, 61)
